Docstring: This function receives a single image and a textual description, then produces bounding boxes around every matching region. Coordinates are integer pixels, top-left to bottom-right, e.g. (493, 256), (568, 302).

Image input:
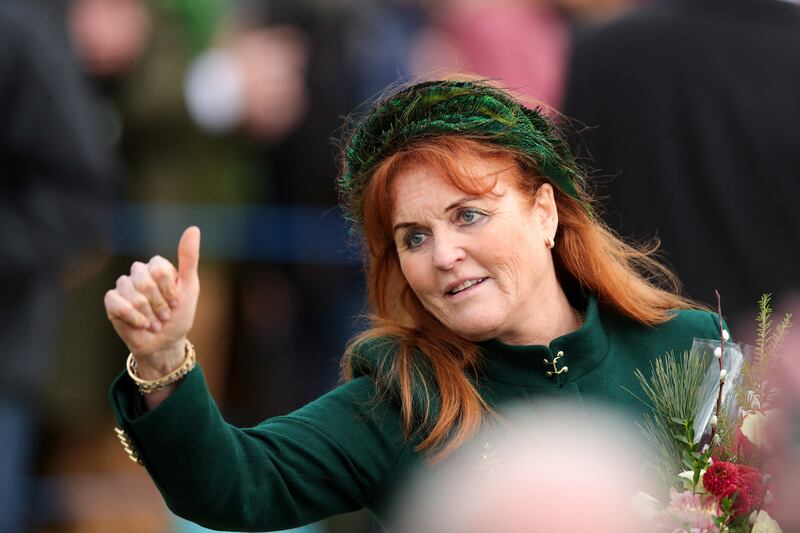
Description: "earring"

(544, 236), (555, 249)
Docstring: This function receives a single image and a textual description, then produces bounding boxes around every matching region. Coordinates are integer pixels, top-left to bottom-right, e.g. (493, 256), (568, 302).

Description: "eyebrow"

(392, 195), (481, 235)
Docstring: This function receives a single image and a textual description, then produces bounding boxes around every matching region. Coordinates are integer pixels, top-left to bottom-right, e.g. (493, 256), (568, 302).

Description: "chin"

(445, 315), (503, 342)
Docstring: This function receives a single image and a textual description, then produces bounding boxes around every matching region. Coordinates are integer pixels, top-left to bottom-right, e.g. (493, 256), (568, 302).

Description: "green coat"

(109, 295), (722, 531)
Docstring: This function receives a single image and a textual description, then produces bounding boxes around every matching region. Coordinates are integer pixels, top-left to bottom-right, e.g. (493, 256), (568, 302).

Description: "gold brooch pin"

(543, 351), (569, 377)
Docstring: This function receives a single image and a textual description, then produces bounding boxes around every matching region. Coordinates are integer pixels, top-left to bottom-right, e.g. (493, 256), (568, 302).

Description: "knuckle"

(103, 289), (116, 305)
(107, 304), (125, 320)
(150, 266), (170, 281)
(131, 294), (150, 310)
(132, 275), (156, 293)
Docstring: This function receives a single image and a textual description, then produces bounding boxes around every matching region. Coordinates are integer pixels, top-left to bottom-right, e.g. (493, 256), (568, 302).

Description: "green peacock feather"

(338, 80), (589, 228)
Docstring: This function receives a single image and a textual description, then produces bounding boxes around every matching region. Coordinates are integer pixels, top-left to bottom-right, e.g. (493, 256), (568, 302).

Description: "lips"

(445, 277), (488, 296)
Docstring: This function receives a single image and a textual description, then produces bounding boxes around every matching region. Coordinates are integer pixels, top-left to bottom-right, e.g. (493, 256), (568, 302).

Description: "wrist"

(133, 338), (188, 380)
(127, 339), (196, 395)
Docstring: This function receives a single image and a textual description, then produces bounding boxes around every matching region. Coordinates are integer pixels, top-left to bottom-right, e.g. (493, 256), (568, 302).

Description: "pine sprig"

(626, 349), (712, 481)
(763, 313), (793, 373)
(755, 294), (772, 362)
(745, 294), (793, 412)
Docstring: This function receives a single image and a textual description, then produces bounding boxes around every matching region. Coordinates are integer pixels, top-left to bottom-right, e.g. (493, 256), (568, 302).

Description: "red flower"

(737, 465), (765, 513)
(702, 461), (765, 517)
(704, 462), (738, 498)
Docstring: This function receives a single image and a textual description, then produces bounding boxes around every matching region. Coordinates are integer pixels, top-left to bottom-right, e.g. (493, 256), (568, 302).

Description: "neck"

(497, 283), (581, 346)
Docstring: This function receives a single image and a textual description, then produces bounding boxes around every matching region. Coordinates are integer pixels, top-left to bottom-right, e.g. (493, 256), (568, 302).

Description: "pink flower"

(660, 488), (719, 532)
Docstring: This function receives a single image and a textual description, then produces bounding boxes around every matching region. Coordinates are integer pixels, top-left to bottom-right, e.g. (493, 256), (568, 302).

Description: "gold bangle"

(127, 341), (196, 395)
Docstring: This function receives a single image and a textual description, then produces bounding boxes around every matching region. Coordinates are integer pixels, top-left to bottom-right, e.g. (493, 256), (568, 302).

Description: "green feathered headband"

(339, 80), (587, 227)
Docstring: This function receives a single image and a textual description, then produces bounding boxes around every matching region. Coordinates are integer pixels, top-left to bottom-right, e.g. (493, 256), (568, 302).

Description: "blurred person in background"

(555, 0), (641, 27)
(409, 0), (570, 108)
(345, 0), (428, 103)
(183, 0), (382, 432)
(0, 0), (114, 530)
(563, 0), (800, 334)
(103, 79), (725, 531)
(70, 0), (152, 79)
(767, 316), (800, 530)
(405, 0), (639, 111)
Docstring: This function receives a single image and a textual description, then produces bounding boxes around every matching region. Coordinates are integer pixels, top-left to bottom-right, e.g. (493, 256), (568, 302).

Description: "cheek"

(398, 253), (434, 296)
(482, 235), (528, 284)
(490, 255), (527, 299)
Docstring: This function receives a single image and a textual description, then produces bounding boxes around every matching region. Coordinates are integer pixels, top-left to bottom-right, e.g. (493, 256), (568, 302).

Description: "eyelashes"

(405, 231), (428, 248)
(457, 208), (486, 225)
(402, 208), (488, 250)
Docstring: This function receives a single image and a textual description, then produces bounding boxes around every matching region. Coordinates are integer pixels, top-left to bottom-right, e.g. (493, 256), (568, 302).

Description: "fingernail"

(169, 299), (179, 308)
(159, 310), (171, 321)
(149, 321), (162, 333)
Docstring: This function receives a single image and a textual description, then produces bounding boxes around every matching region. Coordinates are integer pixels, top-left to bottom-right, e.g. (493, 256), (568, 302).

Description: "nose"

(432, 232), (466, 271)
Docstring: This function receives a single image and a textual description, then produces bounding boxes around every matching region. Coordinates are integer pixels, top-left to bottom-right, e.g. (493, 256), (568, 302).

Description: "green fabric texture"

(338, 80), (588, 227)
(109, 296), (722, 531)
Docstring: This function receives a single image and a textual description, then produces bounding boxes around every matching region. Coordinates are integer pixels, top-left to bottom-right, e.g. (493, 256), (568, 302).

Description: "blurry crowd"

(1, 0), (798, 531)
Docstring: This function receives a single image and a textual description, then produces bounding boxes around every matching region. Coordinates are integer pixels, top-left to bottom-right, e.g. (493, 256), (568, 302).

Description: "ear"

(534, 183), (559, 237)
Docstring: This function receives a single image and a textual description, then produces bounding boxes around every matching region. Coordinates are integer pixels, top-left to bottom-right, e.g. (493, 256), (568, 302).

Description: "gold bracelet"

(127, 341), (196, 395)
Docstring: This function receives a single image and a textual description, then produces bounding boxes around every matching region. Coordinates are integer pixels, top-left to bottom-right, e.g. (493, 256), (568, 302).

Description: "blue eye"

(405, 232), (427, 249)
(458, 209), (485, 225)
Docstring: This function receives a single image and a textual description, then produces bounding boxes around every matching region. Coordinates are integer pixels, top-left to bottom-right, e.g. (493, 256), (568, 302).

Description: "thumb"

(177, 226), (201, 283)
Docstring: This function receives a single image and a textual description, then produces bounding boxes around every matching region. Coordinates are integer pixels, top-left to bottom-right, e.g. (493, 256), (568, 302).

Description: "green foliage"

(755, 294), (773, 362)
(741, 294), (793, 414)
(672, 417), (711, 492)
(716, 497), (754, 533)
(626, 349), (713, 484)
(713, 496), (736, 532)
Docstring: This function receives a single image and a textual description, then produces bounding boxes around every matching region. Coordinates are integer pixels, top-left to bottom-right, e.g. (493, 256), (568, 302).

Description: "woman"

(104, 80), (721, 531)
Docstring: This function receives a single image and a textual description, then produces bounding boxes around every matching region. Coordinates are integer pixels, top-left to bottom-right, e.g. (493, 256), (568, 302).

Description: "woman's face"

(391, 154), (561, 344)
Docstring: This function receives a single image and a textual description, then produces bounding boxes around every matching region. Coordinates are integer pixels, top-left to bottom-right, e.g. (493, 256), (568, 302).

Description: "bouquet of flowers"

(632, 293), (793, 533)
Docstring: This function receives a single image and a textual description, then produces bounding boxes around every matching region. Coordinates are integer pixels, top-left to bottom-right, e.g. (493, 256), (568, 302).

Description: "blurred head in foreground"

(391, 402), (653, 532)
(765, 305), (800, 529)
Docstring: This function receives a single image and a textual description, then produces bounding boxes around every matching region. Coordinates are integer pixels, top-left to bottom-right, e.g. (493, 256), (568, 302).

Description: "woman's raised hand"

(104, 227), (201, 379)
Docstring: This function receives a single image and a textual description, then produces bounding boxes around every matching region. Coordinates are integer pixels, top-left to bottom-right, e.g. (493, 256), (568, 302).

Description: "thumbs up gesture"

(104, 227), (201, 379)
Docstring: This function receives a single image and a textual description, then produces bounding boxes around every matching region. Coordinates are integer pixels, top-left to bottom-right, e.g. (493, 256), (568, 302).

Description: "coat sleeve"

(109, 365), (410, 532)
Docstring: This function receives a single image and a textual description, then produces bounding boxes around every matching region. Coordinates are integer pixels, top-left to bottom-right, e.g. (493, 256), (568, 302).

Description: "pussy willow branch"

(710, 289), (726, 446)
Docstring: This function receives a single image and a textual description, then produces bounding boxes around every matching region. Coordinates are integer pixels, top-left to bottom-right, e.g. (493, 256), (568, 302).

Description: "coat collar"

(477, 294), (611, 387)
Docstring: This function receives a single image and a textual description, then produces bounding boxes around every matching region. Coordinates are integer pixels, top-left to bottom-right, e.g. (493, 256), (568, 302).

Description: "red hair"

(341, 136), (699, 461)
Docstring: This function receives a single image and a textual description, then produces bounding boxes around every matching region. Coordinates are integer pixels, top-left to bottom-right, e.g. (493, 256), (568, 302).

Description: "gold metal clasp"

(543, 350), (569, 377)
(114, 427), (144, 466)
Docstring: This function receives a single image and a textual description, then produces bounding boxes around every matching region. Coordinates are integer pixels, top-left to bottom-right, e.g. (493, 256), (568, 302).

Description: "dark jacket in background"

(563, 0), (800, 323)
(0, 1), (114, 400)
